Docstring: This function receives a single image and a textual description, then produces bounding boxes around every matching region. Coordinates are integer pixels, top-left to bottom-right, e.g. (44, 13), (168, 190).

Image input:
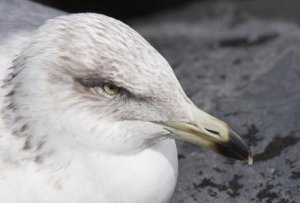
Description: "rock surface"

(131, 3), (300, 202)
(0, 0), (64, 39)
(1, 0), (300, 202)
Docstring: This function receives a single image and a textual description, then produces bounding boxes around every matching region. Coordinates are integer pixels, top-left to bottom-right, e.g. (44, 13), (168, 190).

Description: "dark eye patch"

(74, 77), (146, 101)
(75, 77), (103, 87)
(75, 77), (133, 98)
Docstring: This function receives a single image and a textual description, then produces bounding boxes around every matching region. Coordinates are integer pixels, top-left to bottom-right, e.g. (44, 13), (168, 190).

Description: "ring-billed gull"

(0, 13), (252, 203)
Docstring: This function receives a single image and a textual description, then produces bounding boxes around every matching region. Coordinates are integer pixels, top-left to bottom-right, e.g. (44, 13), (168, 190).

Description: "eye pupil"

(109, 85), (115, 90)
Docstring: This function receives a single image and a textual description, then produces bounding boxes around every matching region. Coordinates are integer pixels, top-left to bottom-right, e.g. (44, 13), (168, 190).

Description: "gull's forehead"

(36, 13), (182, 96)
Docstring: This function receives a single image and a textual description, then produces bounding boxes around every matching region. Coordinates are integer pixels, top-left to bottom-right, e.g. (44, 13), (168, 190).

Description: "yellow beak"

(154, 104), (253, 165)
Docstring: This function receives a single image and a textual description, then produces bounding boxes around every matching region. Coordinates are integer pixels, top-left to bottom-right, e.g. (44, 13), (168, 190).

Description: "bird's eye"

(101, 83), (120, 95)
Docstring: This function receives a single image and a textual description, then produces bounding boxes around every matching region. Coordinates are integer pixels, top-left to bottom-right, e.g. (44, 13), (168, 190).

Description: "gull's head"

(12, 13), (251, 163)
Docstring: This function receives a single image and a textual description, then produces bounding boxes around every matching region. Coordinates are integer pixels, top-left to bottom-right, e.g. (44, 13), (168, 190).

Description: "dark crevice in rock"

(243, 124), (263, 146)
(193, 175), (244, 198)
(241, 75), (250, 80)
(285, 158), (297, 169)
(190, 194), (197, 201)
(290, 171), (300, 180)
(197, 171), (203, 176)
(227, 175), (243, 197)
(233, 58), (242, 65)
(218, 33), (278, 48)
(224, 111), (250, 117)
(256, 184), (278, 203)
(208, 188), (217, 197)
(254, 131), (300, 161)
(213, 167), (226, 173)
(193, 178), (227, 192)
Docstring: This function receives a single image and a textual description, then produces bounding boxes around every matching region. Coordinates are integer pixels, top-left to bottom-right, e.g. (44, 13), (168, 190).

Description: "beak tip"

(212, 129), (252, 164)
(247, 155), (253, 166)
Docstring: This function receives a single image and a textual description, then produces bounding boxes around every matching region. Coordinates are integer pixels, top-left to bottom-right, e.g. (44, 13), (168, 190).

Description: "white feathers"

(0, 13), (182, 202)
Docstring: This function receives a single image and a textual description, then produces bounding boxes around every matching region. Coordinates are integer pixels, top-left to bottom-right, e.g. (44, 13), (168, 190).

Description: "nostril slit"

(204, 128), (220, 136)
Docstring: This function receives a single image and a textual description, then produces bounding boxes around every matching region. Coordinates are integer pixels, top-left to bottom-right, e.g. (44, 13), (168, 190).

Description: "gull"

(0, 13), (252, 203)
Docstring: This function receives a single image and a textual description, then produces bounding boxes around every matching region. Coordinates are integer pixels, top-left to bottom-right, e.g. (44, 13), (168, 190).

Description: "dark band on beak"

(153, 104), (253, 165)
(212, 130), (252, 163)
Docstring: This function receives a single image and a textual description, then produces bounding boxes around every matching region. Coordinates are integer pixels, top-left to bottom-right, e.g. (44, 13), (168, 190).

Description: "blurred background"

(31, 0), (300, 22)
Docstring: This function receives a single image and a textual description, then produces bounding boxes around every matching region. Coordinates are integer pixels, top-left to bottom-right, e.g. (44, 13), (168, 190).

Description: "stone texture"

(1, 0), (300, 202)
(131, 3), (300, 202)
(0, 0), (64, 39)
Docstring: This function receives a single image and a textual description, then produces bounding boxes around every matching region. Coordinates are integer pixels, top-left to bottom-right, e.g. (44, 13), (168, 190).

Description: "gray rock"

(0, 0), (64, 39)
(132, 2), (300, 202)
(1, 0), (300, 202)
